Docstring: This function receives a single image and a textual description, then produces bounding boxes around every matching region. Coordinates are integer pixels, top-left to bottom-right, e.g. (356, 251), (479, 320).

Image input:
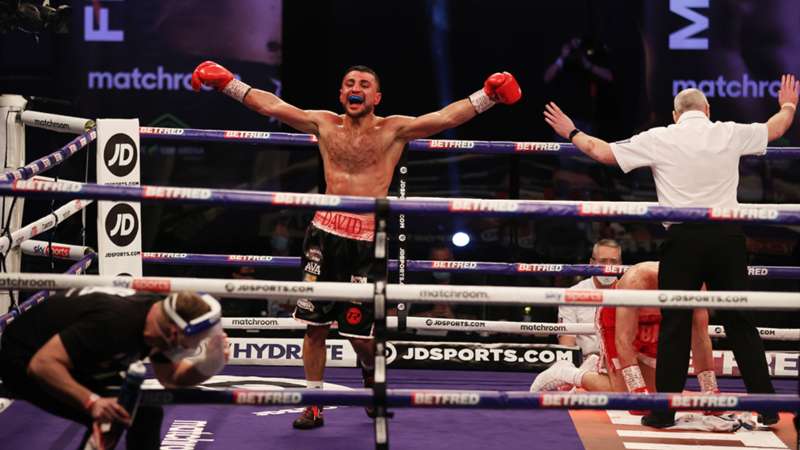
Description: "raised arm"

(392, 99), (476, 141)
(191, 61), (328, 136)
(394, 72), (522, 141)
(243, 90), (331, 136)
(544, 102), (617, 165)
(766, 74), (798, 142)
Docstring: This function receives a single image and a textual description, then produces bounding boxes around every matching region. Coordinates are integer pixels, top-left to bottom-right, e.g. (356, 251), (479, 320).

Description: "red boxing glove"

(191, 61), (251, 102)
(191, 61), (234, 91)
(484, 72), (522, 105)
(469, 71), (521, 113)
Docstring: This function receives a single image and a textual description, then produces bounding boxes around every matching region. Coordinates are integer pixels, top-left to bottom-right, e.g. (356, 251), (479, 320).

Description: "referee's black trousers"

(656, 224), (774, 399)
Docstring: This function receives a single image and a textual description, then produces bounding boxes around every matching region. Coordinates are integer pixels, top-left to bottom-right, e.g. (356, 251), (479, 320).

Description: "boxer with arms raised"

(192, 61), (521, 429)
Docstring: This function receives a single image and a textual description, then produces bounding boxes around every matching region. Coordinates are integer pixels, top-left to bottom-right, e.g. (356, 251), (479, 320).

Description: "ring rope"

(1, 273), (796, 310)
(220, 316), (800, 341)
(19, 110), (95, 135)
(137, 126), (800, 160)
(21, 240), (95, 261)
(0, 383), (792, 412)
(140, 252), (800, 280)
(0, 129), (95, 182)
(4, 180), (800, 225)
(20, 113), (798, 160)
(118, 388), (800, 412)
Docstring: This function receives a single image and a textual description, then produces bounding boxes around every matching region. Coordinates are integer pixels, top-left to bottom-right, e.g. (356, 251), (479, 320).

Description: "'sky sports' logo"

(104, 133), (138, 177)
(106, 203), (139, 246)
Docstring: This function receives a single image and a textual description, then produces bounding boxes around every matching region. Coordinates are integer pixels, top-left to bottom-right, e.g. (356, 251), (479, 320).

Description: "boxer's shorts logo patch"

(304, 262), (321, 276)
(345, 307), (362, 325)
(297, 299), (314, 312)
(305, 248), (322, 263)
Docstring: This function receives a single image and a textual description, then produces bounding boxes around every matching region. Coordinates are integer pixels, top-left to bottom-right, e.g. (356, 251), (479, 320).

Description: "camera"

(0, 0), (70, 34)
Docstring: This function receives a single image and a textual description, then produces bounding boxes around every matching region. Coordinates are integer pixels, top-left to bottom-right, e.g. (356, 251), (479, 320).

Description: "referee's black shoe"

(362, 366), (394, 419)
(363, 365), (376, 418)
(758, 412), (779, 426)
(641, 411), (675, 429)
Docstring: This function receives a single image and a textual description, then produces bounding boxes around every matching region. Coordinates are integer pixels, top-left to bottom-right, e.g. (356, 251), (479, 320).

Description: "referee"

(544, 74), (798, 428)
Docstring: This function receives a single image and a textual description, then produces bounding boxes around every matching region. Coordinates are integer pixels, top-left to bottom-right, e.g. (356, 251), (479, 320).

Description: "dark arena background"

(0, 1), (799, 449)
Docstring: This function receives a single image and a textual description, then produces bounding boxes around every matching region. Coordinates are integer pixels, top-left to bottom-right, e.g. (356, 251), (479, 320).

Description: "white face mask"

(594, 276), (617, 286)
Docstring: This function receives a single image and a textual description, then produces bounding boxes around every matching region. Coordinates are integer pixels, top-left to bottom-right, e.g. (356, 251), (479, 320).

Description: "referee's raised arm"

(543, 101), (617, 165)
(543, 74), (798, 166)
(766, 74), (799, 141)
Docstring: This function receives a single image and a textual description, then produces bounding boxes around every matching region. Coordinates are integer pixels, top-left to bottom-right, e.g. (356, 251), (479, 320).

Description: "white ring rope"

(387, 284), (800, 310)
(20, 240), (94, 261)
(0, 199), (91, 254)
(221, 317), (800, 341)
(1, 273), (797, 310)
(20, 110), (95, 135)
(32, 176), (83, 186)
(706, 325), (800, 341)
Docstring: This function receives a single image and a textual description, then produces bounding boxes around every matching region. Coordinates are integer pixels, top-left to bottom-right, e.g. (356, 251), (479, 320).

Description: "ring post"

(0, 95), (27, 313)
(372, 197), (390, 450)
(396, 149), (408, 332)
(95, 119), (143, 276)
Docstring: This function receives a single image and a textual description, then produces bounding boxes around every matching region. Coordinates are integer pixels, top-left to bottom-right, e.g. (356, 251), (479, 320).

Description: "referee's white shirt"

(558, 277), (601, 356)
(609, 111), (768, 208)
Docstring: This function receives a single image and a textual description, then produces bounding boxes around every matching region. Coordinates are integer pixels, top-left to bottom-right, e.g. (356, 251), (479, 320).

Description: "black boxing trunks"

(292, 211), (375, 338)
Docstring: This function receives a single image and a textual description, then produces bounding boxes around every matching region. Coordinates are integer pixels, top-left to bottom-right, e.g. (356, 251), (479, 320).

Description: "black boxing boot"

(292, 405), (324, 429)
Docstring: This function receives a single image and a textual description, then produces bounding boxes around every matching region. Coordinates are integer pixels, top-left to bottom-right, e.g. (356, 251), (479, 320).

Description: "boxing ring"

(0, 103), (798, 449)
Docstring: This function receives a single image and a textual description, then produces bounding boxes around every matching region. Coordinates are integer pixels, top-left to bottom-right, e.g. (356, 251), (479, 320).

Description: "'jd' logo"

(104, 133), (138, 177)
(106, 203), (139, 247)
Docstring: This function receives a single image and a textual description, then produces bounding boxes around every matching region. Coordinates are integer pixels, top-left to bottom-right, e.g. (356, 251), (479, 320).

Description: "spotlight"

(451, 232), (470, 248)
